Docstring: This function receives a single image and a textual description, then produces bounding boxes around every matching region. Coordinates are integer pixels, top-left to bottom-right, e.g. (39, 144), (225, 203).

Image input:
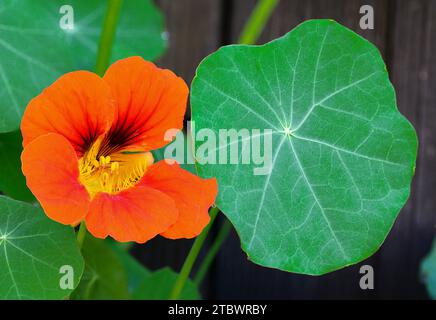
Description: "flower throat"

(78, 136), (153, 198)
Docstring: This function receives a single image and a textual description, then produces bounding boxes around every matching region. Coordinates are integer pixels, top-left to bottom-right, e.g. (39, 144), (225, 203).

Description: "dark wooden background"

(132, 0), (436, 299)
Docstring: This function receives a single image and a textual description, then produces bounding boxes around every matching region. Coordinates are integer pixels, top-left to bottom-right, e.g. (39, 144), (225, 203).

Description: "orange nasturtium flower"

(20, 56), (217, 243)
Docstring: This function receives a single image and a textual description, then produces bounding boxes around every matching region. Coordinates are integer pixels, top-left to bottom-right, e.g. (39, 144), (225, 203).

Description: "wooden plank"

(154, 0), (223, 83)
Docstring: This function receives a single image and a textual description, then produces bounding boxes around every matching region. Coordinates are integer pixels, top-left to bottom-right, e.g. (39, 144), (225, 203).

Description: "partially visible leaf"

(108, 240), (149, 295)
(132, 267), (200, 300)
(0, 0), (71, 133)
(0, 196), (84, 299)
(0, 0), (166, 133)
(71, 236), (128, 300)
(191, 19), (417, 275)
(64, 0), (167, 70)
(421, 238), (436, 299)
(0, 130), (34, 202)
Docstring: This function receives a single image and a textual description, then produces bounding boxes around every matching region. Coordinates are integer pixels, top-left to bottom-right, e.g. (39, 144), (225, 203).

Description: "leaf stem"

(95, 0), (123, 76)
(238, 0), (279, 45)
(189, 0), (280, 287)
(168, 206), (220, 300)
(193, 219), (232, 286)
(169, 0), (279, 299)
(76, 221), (87, 249)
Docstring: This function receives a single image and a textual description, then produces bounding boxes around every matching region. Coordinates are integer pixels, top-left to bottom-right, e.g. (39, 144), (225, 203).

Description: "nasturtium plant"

(0, 0), (420, 300)
(0, 0), (166, 133)
(0, 196), (84, 299)
(20, 56), (217, 244)
(191, 19), (418, 275)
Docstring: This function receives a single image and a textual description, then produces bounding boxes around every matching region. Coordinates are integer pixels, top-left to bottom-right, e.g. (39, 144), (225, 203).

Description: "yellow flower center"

(78, 137), (154, 198)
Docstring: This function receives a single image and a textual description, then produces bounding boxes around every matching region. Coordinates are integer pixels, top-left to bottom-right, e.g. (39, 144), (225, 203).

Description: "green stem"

(168, 0), (279, 299)
(168, 206), (220, 300)
(76, 221), (87, 249)
(238, 0), (279, 45)
(193, 219), (232, 286)
(189, 0), (280, 287)
(95, 0), (123, 76)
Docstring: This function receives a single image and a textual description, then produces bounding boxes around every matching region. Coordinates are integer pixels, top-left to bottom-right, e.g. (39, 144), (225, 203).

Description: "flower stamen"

(78, 137), (154, 198)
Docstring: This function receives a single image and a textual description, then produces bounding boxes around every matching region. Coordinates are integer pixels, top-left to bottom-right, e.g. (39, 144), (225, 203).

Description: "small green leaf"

(108, 240), (150, 295)
(421, 238), (436, 299)
(0, 130), (35, 202)
(0, 196), (84, 299)
(108, 243), (200, 300)
(71, 236), (129, 300)
(191, 20), (418, 275)
(0, 0), (166, 133)
(132, 267), (200, 300)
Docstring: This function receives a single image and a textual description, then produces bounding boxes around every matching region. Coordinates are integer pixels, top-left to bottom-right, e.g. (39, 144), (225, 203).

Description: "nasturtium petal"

(0, 0), (166, 133)
(102, 56), (188, 152)
(21, 133), (91, 226)
(0, 196), (84, 299)
(191, 20), (418, 275)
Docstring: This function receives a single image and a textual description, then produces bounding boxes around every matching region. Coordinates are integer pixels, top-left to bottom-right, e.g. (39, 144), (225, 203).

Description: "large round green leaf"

(191, 20), (417, 275)
(0, 196), (84, 299)
(0, 0), (166, 133)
